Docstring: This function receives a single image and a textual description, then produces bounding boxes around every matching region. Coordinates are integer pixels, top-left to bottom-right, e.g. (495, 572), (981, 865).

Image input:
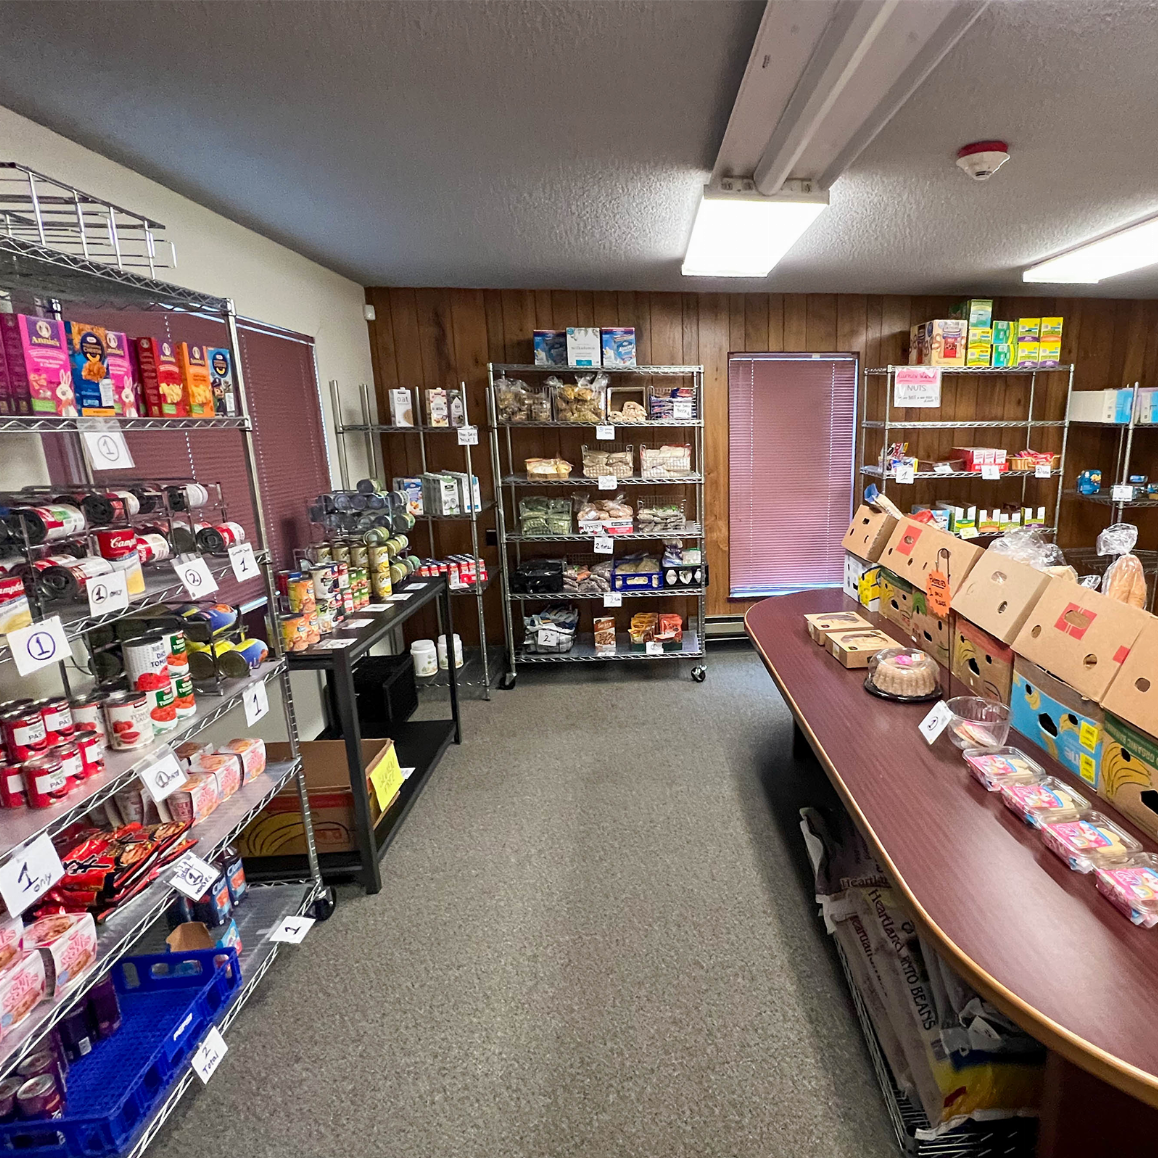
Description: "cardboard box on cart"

(1011, 657), (1104, 789)
(950, 549), (1052, 644)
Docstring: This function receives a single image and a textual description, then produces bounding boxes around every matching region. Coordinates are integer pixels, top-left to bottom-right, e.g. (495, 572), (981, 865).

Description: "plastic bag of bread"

(1098, 523), (1147, 608)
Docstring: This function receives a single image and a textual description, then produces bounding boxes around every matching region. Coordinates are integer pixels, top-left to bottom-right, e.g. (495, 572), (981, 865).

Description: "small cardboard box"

(135, 336), (187, 417)
(950, 549), (1053, 644)
(388, 387), (414, 426)
(843, 551), (870, 603)
(804, 611), (872, 644)
(952, 299), (993, 329)
(841, 505), (898, 562)
(966, 343), (992, 368)
(1015, 340), (1040, 368)
(911, 592), (952, 668)
(1011, 579), (1152, 702)
(1038, 339), (1062, 368)
(1011, 657), (1104, 788)
(1100, 713), (1158, 838)
(565, 327), (601, 367)
(922, 319), (967, 366)
(236, 739), (392, 857)
(951, 616), (1014, 703)
(1018, 318), (1041, 341)
(827, 628), (897, 668)
(878, 517), (930, 584)
(909, 523), (983, 600)
(990, 343), (1014, 369)
(992, 320), (1014, 344)
(1101, 616), (1158, 737)
(878, 568), (914, 634)
(600, 327), (636, 367)
(177, 342), (215, 416)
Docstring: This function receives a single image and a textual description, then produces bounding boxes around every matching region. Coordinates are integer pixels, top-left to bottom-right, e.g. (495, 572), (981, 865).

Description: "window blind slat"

(728, 353), (857, 596)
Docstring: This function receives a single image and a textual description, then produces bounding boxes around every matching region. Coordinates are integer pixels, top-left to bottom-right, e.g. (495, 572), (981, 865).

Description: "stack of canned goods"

(417, 554), (488, 590)
(0, 696), (107, 810)
(307, 481), (417, 538)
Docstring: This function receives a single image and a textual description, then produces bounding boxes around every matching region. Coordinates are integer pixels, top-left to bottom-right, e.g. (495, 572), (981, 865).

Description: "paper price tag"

(894, 463), (915, 485)
(1112, 484), (1134, 502)
(0, 834), (65, 918)
(387, 592), (413, 602)
(228, 542), (260, 582)
(457, 425), (478, 446)
(400, 766), (416, 780)
(597, 475), (617, 491)
(933, 462), (953, 475)
(312, 638), (356, 649)
(243, 680), (269, 727)
(1035, 463), (1052, 479)
(959, 525), (979, 540)
(170, 852), (219, 901)
(80, 426), (135, 470)
(603, 592), (622, 607)
(595, 424), (614, 440)
(919, 701), (953, 745)
(339, 619), (373, 629)
(139, 751), (187, 803)
(7, 617), (70, 678)
(981, 464), (1001, 480)
(191, 1027), (228, 1085)
(645, 640), (664, 656)
(86, 570), (128, 618)
(672, 399), (694, 420)
(270, 916), (315, 944)
(172, 556), (218, 600)
(594, 534), (614, 554)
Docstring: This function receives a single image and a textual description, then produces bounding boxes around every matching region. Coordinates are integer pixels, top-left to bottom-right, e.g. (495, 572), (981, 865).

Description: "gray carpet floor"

(150, 644), (895, 1158)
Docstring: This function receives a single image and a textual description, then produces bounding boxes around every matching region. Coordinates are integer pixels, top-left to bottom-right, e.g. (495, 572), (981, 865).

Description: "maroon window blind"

(728, 352), (857, 596)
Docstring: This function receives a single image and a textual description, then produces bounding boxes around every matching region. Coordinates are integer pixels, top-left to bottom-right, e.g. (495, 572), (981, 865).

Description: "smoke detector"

(956, 140), (1010, 181)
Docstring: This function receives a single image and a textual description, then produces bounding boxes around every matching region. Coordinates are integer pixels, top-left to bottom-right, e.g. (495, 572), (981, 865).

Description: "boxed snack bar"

(1011, 657), (1104, 788)
(950, 549), (1052, 644)
(66, 321), (116, 415)
(24, 912), (98, 998)
(841, 505), (898, 562)
(136, 336), (187, 416)
(1100, 714), (1158, 838)
(0, 952), (46, 1040)
(177, 342), (215, 416)
(594, 616), (616, 656)
(1, 314), (73, 415)
(533, 330), (567, 366)
(951, 616), (1014, 704)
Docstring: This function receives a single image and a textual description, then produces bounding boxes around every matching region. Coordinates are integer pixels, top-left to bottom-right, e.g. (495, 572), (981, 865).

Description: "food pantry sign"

(893, 366), (942, 408)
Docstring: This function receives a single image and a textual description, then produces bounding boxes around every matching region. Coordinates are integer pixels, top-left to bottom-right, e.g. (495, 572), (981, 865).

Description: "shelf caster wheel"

(500, 672), (517, 690)
(310, 886), (337, 921)
(691, 665), (707, 683)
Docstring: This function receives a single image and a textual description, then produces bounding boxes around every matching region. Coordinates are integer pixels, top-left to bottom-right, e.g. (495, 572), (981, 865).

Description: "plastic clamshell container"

(1000, 775), (1090, 827)
(963, 746), (1044, 792)
(1095, 853), (1158, 928)
(946, 696), (1011, 750)
(0, 949), (241, 1157)
(1040, 811), (1142, 874)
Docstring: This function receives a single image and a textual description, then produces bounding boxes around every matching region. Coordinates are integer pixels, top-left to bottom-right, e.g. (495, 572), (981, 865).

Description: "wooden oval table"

(746, 589), (1158, 1158)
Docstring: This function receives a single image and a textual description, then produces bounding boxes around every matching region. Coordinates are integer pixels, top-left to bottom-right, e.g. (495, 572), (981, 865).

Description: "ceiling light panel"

(1023, 215), (1158, 284)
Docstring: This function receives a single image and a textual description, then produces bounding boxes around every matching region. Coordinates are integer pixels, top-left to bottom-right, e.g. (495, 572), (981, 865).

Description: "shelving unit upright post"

(487, 363), (707, 687)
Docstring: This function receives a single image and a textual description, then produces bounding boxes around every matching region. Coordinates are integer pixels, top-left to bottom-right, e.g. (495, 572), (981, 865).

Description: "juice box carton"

(990, 343), (1014, 369)
(1040, 317), (1064, 340)
(1038, 339), (1062, 368)
(1, 314), (73, 415)
(1017, 318), (1041, 341)
(104, 331), (142, 416)
(951, 299), (993, 329)
(1014, 341), (1040, 368)
(207, 347), (237, 416)
(992, 320), (1014, 344)
(601, 327), (637, 367)
(966, 343), (992, 367)
(177, 342), (215, 416)
(135, 336), (187, 417)
(66, 322), (116, 416)
(565, 327), (601, 367)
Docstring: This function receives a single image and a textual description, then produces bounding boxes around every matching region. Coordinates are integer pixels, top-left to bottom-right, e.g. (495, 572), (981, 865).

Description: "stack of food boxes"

(908, 300), (1064, 370)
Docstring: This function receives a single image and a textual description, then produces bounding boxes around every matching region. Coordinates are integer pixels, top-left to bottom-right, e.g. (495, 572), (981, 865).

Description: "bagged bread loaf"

(1097, 523), (1148, 608)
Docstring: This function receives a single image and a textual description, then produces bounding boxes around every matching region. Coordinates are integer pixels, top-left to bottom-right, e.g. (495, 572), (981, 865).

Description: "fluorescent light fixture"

(1024, 214), (1158, 284)
(682, 185), (828, 278)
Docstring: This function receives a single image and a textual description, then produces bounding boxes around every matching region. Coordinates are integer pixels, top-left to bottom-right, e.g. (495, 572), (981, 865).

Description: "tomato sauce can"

(0, 761), (26, 808)
(102, 691), (151, 750)
(76, 730), (105, 777)
(32, 698), (73, 745)
(2, 709), (47, 762)
(47, 741), (84, 785)
(123, 634), (168, 689)
(69, 695), (107, 741)
(22, 755), (70, 808)
(108, 489), (140, 517)
(135, 532), (171, 564)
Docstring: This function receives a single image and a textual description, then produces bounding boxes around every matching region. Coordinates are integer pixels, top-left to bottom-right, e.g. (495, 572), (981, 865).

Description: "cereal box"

(177, 342), (215, 416)
(1, 314), (73, 415)
(207, 347), (237, 416)
(0, 952), (46, 1039)
(104, 330), (142, 416)
(66, 321), (116, 416)
(24, 912), (97, 998)
(136, 336), (187, 416)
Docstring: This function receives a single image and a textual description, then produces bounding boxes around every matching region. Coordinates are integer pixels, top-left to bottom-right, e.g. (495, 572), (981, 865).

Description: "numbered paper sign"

(1035, 463), (1052, 479)
(270, 916), (315, 944)
(645, 640), (664, 656)
(933, 462), (953, 475)
(457, 425), (478, 446)
(86, 570), (129, 618)
(170, 852), (219, 901)
(919, 701), (953, 745)
(191, 1026), (228, 1085)
(172, 556), (218, 600)
(139, 750), (187, 803)
(594, 534), (614, 555)
(595, 424), (614, 441)
(0, 833), (65, 918)
(597, 475), (617, 491)
(981, 464), (1001, 480)
(228, 542), (260, 582)
(80, 427), (135, 471)
(243, 680), (269, 727)
(603, 592), (622, 608)
(537, 627), (559, 650)
(894, 463), (915, 485)
(8, 617), (70, 678)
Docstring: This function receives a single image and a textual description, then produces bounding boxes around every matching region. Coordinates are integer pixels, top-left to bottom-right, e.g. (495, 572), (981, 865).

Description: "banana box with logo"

(1102, 616), (1158, 737)
(841, 505), (897, 562)
(843, 552), (880, 610)
(878, 568), (914, 635)
(1099, 714), (1158, 839)
(951, 616), (1014, 703)
(1011, 657), (1104, 788)
(910, 590), (952, 668)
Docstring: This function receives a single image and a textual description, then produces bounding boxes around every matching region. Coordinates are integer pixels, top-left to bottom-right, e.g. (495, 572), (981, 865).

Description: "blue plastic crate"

(0, 948), (240, 1158)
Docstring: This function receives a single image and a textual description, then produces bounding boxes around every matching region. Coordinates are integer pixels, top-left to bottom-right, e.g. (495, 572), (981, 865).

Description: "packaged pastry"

(0, 915), (22, 975)
(191, 751), (243, 800)
(865, 647), (939, 700)
(636, 500), (686, 534)
(804, 611), (872, 645)
(1040, 811), (1141, 873)
(639, 443), (693, 479)
(549, 374), (606, 423)
(519, 496), (572, 536)
(581, 445), (634, 479)
(494, 376), (550, 423)
(0, 952), (46, 1039)
(1095, 854), (1158, 927)
(594, 616), (616, 656)
(24, 912), (97, 997)
(163, 772), (220, 826)
(962, 747), (1045, 792)
(575, 496), (634, 535)
(226, 737), (267, 782)
(524, 457), (572, 479)
(1000, 775), (1090, 827)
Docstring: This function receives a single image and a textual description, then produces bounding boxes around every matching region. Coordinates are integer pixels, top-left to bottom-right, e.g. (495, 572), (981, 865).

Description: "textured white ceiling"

(0, 0), (1156, 297)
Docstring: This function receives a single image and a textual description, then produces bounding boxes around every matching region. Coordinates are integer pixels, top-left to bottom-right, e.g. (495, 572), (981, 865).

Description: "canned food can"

(171, 669), (197, 717)
(311, 563), (338, 603)
(33, 698), (74, 744)
(219, 521), (246, 547)
(288, 576), (315, 614)
(303, 610), (320, 644)
(368, 544), (390, 571)
(69, 696), (107, 740)
(145, 673), (177, 734)
(178, 603), (238, 642)
(103, 692), (151, 750)
(135, 532), (171, 564)
(336, 562), (350, 591)
(162, 628), (187, 668)
(350, 543), (368, 568)
(47, 741), (85, 785)
(235, 638), (269, 670)
(166, 483), (210, 511)
(108, 489), (140, 517)
(37, 555), (113, 601)
(0, 761), (26, 808)
(123, 635), (169, 692)
(23, 756), (69, 809)
(279, 614), (307, 653)
(76, 730), (106, 777)
(315, 601), (334, 635)
(331, 541), (350, 564)
(2, 709), (47, 762)
(309, 542), (332, 563)
(371, 570), (392, 599)
(95, 528), (137, 561)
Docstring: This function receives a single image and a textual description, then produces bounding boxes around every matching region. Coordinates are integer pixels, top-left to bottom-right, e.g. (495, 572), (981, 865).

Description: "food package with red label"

(24, 912), (97, 997)
(163, 772), (220, 826)
(174, 740), (213, 769)
(190, 751), (242, 801)
(0, 951), (47, 1040)
(0, 914), (22, 974)
(225, 737), (266, 783)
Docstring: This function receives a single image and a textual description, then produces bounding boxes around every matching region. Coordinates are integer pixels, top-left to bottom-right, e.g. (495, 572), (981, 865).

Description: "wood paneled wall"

(364, 288), (1158, 639)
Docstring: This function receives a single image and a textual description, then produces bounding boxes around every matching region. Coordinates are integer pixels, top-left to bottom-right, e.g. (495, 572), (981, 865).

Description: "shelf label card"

(597, 475), (617, 491)
(0, 834), (65, 918)
(894, 463), (915, 485)
(1112, 484), (1134, 502)
(457, 425), (478, 446)
(270, 915), (315, 944)
(311, 638), (356, 649)
(981, 464), (1001, 480)
(594, 534), (614, 555)
(919, 701), (953, 745)
(86, 570), (129, 618)
(537, 627), (560, 649)
(243, 680), (269, 727)
(387, 592), (413, 602)
(169, 852), (219, 901)
(672, 399), (694, 421)
(893, 366), (942, 408)
(192, 1026), (228, 1085)
(1035, 463), (1052, 479)
(400, 766), (416, 781)
(595, 424), (614, 440)
(603, 592), (622, 607)
(933, 462), (953, 475)
(139, 750), (187, 803)
(959, 525), (979, 540)
(228, 542), (260, 582)
(362, 603), (389, 612)
(80, 424), (135, 471)
(172, 556), (218, 600)
(645, 640), (664, 656)
(8, 616), (70, 677)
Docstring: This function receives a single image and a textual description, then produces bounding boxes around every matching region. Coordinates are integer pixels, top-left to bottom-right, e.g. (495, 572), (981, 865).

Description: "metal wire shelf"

(0, 414), (251, 433)
(492, 418), (703, 429)
(1065, 489), (1158, 508)
(861, 420), (1066, 430)
(516, 631), (703, 663)
(505, 526), (703, 543)
(862, 466), (1060, 480)
(510, 588), (705, 600)
(493, 364), (700, 375)
(865, 365), (1074, 375)
(502, 473), (702, 487)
